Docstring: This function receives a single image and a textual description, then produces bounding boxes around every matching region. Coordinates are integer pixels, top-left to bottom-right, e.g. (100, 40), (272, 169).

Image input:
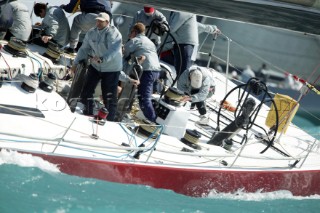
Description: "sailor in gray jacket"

(71, 12), (122, 121)
(177, 65), (215, 125)
(34, 3), (70, 47)
(123, 22), (161, 122)
(128, 6), (168, 47)
(160, 21), (220, 65)
(168, 11), (198, 77)
(1, 0), (31, 42)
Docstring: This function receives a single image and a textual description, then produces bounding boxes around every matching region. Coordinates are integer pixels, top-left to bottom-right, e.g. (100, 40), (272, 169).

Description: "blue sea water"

(0, 115), (319, 213)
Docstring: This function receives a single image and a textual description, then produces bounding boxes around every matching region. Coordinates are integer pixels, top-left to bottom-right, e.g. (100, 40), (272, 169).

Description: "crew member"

(123, 23), (161, 122)
(34, 3), (70, 47)
(70, 12), (122, 121)
(177, 65), (215, 125)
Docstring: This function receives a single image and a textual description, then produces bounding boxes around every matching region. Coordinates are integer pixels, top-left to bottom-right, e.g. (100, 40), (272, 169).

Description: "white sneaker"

(196, 114), (209, 125)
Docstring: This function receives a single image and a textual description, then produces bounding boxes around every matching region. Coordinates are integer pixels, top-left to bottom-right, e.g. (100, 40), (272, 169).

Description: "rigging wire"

(215, 32), (320, 95)
(202, 32), (320, 126)
(197, 31), (320, 147)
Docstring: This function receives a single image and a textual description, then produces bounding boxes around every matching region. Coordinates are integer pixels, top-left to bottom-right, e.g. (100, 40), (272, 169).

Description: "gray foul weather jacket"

(128, 9), (168, 45)
(74, 25), (123, 72)
(7, 1), (31, 42)
(161, 21), (217, 52)
(169, 11), (198, 46)
(123, 33), (161, 72)
(41, 6), (70, 46)
(177, 66), (212, 103)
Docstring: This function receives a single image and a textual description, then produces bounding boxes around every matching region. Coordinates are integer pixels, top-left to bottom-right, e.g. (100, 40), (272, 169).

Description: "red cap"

(144, 6), (154, 14)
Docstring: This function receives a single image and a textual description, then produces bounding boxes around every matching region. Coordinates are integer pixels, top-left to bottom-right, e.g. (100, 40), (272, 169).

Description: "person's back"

(41, 6), (70, 46)
(63, 0), (111, 15)
(168, 11), (198, 77)
(177, 65), (211, 103)
(169, 11), (198, 46)
(123, 34), (161, 72)
(6, 0), (31, 42)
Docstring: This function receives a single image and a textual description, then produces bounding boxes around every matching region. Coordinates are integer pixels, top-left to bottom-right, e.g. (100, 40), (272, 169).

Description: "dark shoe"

(65, 47), (76, 55)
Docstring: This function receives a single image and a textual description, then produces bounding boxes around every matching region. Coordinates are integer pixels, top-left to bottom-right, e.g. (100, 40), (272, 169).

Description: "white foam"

(0, 149), (60, 173)
(206, 188), (320, 200)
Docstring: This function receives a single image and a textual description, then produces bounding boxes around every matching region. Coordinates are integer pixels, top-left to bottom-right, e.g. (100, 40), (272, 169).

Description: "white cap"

(95, 12), (110, 22)
(190, 69), (202, 89)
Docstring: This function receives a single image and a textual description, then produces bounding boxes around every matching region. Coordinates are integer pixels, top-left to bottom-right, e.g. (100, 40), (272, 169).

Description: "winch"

(42, 42), (63, 63)
(155, 87), (191, 138)
(3, 37), (27, 58)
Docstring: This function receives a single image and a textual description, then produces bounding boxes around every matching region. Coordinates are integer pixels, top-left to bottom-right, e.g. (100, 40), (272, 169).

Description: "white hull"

(1, 66), (319, 196)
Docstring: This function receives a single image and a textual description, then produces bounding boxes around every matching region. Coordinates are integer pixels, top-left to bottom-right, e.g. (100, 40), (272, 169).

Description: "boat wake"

(0, 149), (60, 173)
(206, 188), (320, 201)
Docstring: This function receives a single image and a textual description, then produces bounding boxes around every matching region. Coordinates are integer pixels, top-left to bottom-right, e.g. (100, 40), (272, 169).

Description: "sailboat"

(0, 0), (319, 197)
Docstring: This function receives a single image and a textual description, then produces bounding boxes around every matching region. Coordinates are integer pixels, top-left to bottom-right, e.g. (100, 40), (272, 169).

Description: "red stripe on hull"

(33, 153), (320, 197)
